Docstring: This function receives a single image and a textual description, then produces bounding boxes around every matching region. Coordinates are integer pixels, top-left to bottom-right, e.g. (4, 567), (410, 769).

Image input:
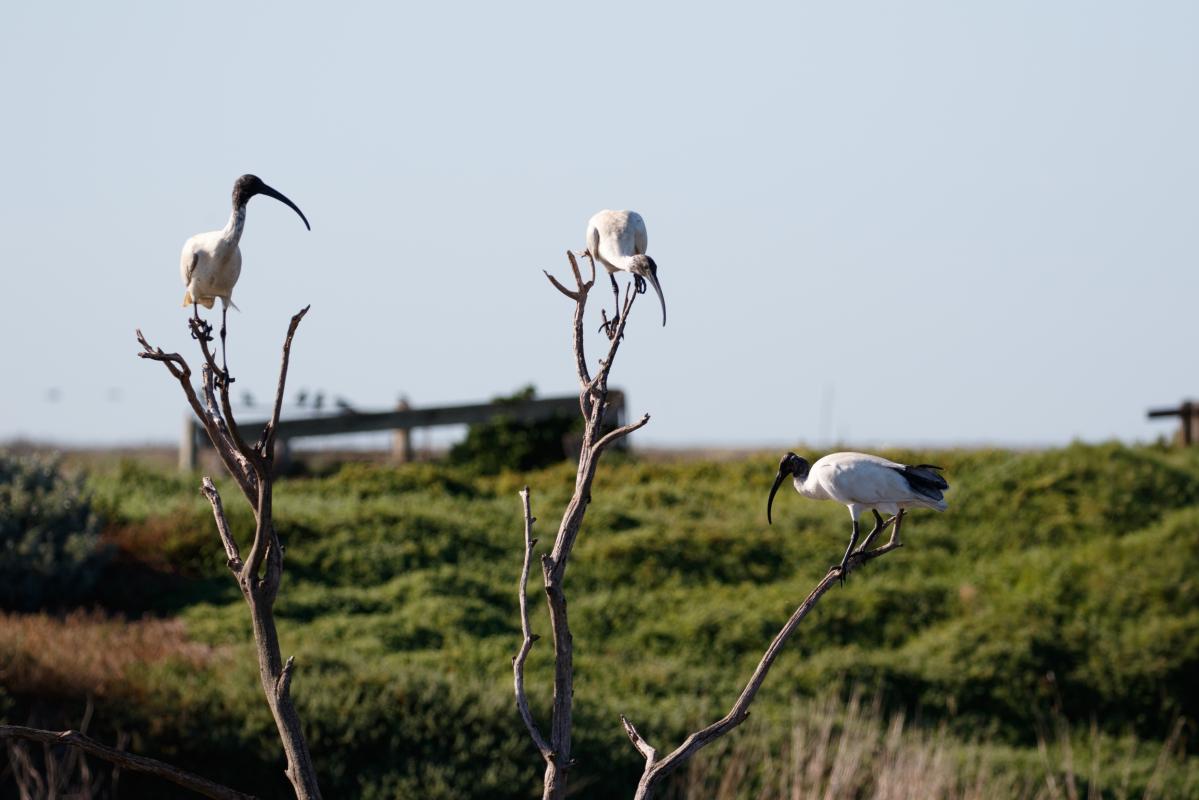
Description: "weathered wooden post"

(391, 397), (414, 463)
(275, 437), (293, 473)
(1147, 401), (1199, 446)
(179, 416), (198, 472)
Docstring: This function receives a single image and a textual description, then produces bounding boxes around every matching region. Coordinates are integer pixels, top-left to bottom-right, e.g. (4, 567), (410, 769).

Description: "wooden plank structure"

(1147, 400), (1199, 446)
(180, 391), (626, 470)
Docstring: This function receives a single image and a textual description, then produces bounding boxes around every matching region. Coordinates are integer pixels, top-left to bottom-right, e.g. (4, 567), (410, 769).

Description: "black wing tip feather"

(895, 464), (950, 496)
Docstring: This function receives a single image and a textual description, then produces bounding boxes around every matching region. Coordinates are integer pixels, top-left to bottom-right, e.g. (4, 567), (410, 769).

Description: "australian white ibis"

(767, 452), (949, 581)
(584, 209), (665, 332)
(180, 174), (310, 376)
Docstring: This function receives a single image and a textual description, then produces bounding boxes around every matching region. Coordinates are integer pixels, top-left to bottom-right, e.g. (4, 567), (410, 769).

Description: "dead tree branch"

(137, 306), (321, 800)
(621, 521), (905, 800)
(0, 726), (258, 800)
(515, 251), (651, 800)
(513, 487), (553, 762)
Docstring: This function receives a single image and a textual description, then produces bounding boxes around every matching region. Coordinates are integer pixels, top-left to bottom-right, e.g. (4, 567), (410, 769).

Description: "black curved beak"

(767, 469), (788, 524)
(646, 270), (666, 326)
(257, 184), (311, 230)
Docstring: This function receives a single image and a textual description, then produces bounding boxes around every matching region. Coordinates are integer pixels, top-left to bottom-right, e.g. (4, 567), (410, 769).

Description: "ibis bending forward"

(180, 174), (310, 374)
(584, 210), (666, 331)
(767, 452), (948, 579)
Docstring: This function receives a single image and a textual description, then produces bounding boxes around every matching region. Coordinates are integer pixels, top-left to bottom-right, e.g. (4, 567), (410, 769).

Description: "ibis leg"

(189, 302), (212, 342)
(220, 306), (232, 383)
(599, 272), (623, 337)
(856, 510), (888, 555)
(886, 509), (906, 547)
(838, 521), (859, 585)
(869, 509), (885, 538)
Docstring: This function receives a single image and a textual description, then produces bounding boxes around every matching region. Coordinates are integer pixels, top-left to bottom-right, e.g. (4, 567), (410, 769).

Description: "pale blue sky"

(1, 2), (1195, 448)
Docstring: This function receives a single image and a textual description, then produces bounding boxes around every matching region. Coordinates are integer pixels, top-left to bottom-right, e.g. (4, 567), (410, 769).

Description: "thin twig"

(543, 271), (579, 301)
(587, 288), (637, 397)
(201, 477), (243, 572)
(138, 330), (257, 502)
(186, 318), (256, 464)
(594, 414), (651, 454)
(513, 488), (553, 762)
(566, 251), (583, 288)
(263, 306), (309, 457)
(217, 374), (256, 467)
(545, 252), (598, 391)
(276, 657), (295, 701)
(0, 726), (257, 800)
(621, 715), (656, 762)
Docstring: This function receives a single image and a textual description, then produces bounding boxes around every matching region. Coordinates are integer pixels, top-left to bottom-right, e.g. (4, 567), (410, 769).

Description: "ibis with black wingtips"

(767, 452), (949, 581)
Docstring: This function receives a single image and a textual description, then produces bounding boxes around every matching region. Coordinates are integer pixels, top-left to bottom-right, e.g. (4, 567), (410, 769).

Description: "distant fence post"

(1147, 400), (1199, 447)
(392, 397), (414, 463)
(276, 437), (292, 473)
(179, 416), (198, 472)
(609, 390), (630, 450)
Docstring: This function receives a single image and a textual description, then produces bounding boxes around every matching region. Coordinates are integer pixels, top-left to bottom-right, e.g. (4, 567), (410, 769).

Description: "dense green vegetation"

(2, 443), (1198, 797)
(0, 451), (108, 611)
(448, 385), (582, 473)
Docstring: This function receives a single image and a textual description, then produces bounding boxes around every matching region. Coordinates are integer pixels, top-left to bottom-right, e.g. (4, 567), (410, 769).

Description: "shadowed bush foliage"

(449, 386), (581, 474)
(0, 452), (108, 610)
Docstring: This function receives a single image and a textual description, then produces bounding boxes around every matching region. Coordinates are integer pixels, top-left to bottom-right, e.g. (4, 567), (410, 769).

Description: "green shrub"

(449, 386), (580, 474)
(0, 452), (108, 610)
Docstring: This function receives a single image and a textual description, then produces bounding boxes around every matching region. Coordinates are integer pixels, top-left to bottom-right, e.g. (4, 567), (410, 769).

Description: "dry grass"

(677, 692), (1197, 800)
(0, 610), (217, 699)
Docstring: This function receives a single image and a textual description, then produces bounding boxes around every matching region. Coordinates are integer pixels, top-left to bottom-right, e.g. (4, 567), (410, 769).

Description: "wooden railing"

(1148, 400), (1199, 446)
(179, 391), (626, 470)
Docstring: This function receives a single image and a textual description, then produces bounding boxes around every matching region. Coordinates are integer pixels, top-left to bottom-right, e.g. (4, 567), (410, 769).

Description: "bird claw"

(598, 310), (624, 341)
(633, 275), (647, 295)
(189, 317), (214, 343)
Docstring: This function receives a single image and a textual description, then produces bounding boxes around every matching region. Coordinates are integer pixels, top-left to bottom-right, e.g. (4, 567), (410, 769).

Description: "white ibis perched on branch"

(584, 210), (665, 332)
(767, 452), (948, 581)
(180, 174), (310, 376)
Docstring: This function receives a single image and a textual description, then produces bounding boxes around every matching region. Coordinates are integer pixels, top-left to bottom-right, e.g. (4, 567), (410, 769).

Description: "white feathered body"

(795, 452), (949, 521)
(180, 209), (244, 310)
(586, 209), (648, 275)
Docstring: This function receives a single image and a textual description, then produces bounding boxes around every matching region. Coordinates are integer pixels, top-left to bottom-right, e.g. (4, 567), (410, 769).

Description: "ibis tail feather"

(182, 291), (216, 309)
(894, 464), (949, 504)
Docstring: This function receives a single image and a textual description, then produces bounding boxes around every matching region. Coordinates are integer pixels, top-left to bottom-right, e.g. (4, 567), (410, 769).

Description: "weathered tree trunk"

(513, 253), (650, 800)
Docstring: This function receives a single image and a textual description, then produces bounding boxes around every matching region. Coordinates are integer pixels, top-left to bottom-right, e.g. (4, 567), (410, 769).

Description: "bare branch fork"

(514, 252), (651, 800)
(133, 307), (323, 800)
(0, 725), (258, 800)
(620, 514), (907, 800)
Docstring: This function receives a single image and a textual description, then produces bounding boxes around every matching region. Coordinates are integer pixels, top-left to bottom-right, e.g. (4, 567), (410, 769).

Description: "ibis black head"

(767, 452), (809, 524)
(629, 255), (666, 326)
(232, 174), (311, 230)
